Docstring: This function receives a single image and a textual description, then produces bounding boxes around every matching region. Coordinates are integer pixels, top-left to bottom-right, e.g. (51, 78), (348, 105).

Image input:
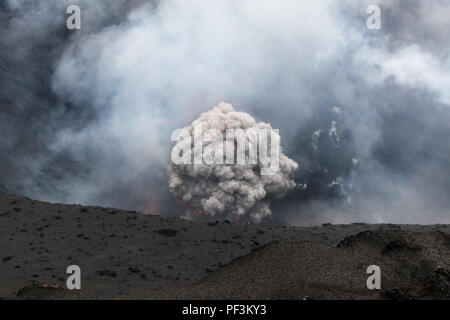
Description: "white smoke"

(167, 102), (298, 223)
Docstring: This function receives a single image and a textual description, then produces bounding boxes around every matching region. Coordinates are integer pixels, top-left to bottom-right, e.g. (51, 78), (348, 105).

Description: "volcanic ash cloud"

(167, 102), (298, 223)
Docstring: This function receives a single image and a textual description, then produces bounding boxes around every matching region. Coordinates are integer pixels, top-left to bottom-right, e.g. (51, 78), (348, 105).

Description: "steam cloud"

(0, 1), (449, 225)
(167, 102), (298, 222)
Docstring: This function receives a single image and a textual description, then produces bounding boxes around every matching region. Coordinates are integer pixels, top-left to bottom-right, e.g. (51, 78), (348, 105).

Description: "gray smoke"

(0, 0), (449, 225)
(167, 102), (298, 222)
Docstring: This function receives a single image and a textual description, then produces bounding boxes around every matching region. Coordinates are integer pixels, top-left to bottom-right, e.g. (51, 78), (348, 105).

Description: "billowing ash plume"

(167, 103), (298, 223)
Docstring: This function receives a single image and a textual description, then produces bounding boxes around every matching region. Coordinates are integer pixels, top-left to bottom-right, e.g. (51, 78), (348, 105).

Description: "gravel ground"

(1, 193), (449, 299)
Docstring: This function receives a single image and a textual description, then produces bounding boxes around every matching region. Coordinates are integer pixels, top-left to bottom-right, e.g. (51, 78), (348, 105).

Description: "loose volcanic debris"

(16, 281), (69, 300)
(157, 229), (178, 237)
(96, 270), (118, 277)
(147, 231), (449, 300)
(0, 193), (449, 299)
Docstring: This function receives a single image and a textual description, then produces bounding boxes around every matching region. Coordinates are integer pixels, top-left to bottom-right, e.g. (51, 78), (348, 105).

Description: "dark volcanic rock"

(96, 270), (118, 277)
(157, 229), (178, 237)
(16, 281), (69, 299)
(128, 267), (141, 274)
(382, 238), (421, 255)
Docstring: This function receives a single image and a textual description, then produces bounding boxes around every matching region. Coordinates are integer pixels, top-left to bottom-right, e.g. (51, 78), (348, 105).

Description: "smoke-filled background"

(0, 0), (449, 225)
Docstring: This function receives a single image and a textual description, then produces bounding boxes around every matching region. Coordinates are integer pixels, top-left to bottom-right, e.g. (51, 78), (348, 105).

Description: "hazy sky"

(0, 0), (449, 225)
